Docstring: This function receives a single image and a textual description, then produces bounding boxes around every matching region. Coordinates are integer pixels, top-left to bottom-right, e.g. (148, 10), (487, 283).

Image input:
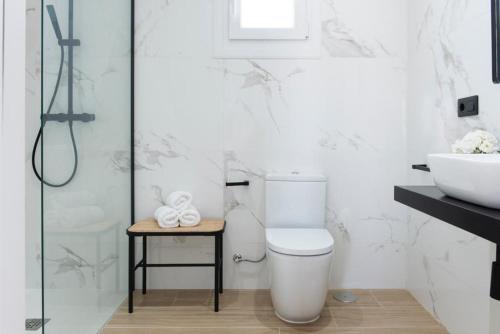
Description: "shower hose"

(31, 44), (79, 188)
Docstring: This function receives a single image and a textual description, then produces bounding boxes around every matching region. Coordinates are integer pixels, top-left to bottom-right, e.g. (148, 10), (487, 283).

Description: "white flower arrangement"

(452, 130), (500, 154)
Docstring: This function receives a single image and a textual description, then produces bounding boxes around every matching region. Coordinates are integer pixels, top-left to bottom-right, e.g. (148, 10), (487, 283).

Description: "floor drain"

(333, 291), (358, 303)
(25, 318), (50, 331)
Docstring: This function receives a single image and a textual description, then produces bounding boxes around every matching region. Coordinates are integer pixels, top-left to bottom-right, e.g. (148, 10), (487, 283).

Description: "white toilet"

(265, 173), (334, 324)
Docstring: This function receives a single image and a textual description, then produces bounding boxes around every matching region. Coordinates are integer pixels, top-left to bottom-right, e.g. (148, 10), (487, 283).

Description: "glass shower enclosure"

(35, 0), (133, 332)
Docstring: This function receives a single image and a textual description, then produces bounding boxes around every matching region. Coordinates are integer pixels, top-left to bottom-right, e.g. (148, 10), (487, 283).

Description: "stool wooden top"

(127, 218), (225, 235)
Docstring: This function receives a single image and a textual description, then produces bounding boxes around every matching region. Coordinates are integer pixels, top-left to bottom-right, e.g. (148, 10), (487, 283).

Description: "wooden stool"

(127, 219), (226, 313)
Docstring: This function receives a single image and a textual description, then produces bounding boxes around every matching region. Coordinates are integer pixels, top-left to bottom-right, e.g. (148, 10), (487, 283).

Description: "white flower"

(451, 130), (499, 154)
(479, 140), (497, 153)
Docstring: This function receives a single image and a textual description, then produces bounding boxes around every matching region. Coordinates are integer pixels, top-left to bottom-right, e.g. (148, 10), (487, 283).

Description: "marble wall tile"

(321, 0), (407, 58)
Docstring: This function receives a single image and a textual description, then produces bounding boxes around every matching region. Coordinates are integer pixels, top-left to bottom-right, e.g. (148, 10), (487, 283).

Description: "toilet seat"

(266, 228), (334, 256)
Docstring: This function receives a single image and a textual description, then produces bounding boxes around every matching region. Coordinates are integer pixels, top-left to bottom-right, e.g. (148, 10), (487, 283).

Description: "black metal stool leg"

(214, 234), (220, 312)
(128, 235), (135, 313)
(142, 236), (147, 295)
(219, 233), (223, 293)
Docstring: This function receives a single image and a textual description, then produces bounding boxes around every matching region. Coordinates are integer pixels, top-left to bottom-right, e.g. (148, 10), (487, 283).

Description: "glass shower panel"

(40, 0), (131, 332)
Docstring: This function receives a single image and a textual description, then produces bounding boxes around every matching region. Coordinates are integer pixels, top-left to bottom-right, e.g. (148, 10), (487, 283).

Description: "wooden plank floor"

(101, 289), (448, 334)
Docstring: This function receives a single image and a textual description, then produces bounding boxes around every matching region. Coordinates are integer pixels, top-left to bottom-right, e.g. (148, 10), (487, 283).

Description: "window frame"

(229, 0), (310, 40)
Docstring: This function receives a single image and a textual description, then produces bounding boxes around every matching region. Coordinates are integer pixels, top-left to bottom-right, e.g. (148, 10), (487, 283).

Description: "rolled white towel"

(166, 191), (193, 212)
(154, 206), (171, 221)
(155, 206), (179, 228)
(179, 205), (201, 227)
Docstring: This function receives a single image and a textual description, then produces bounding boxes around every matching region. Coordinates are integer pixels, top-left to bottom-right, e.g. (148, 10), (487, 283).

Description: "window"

(229, 0), (309, 40)
(213, 0), (320, 58)
(240, 0), (295, 29)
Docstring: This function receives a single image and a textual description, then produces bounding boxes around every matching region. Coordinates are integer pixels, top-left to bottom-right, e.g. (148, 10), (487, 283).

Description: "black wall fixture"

(412, 164), (431, 172)
(492, 0), (500, 83)
(457, 95), (479, 117)
(225, 181), (250, 187)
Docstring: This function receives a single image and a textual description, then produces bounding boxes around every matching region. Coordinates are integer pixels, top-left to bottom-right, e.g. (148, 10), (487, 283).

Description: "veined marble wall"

(407, 0), (500, 333)
(135, 0), (408, 289)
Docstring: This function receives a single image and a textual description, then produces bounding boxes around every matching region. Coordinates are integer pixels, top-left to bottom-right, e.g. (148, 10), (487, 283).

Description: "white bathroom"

(2, 0), (500, 333)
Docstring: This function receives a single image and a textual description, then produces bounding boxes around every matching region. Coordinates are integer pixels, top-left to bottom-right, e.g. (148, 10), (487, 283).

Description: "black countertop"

(394, 186), (500, 244)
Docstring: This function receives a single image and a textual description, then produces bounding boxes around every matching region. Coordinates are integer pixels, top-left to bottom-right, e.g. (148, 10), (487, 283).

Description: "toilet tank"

(265, 173), (327, 229)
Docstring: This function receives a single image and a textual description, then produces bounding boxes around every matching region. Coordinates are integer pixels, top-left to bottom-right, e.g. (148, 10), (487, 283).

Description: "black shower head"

(46, 5), (63, 41)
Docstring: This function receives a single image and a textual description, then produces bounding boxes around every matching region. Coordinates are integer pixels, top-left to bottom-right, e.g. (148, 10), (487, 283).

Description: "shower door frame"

(131, 0), (135, 225)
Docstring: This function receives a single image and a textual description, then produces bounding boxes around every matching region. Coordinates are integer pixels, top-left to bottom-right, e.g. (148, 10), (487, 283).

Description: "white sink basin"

(428, 153), (500, 209)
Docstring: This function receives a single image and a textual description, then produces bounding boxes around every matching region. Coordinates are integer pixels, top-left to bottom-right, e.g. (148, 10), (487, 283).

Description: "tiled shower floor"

(102, 289), (448, 333)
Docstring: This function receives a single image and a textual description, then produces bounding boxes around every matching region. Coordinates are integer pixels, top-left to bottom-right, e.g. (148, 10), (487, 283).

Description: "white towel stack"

(154, 191), (201, 228)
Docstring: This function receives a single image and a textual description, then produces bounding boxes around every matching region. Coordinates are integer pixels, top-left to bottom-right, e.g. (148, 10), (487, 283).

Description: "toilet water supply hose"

(233, 253), (266, 263)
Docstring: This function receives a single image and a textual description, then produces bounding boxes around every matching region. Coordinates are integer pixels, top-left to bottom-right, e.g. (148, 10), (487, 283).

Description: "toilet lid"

(266, 228), (334, 256)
